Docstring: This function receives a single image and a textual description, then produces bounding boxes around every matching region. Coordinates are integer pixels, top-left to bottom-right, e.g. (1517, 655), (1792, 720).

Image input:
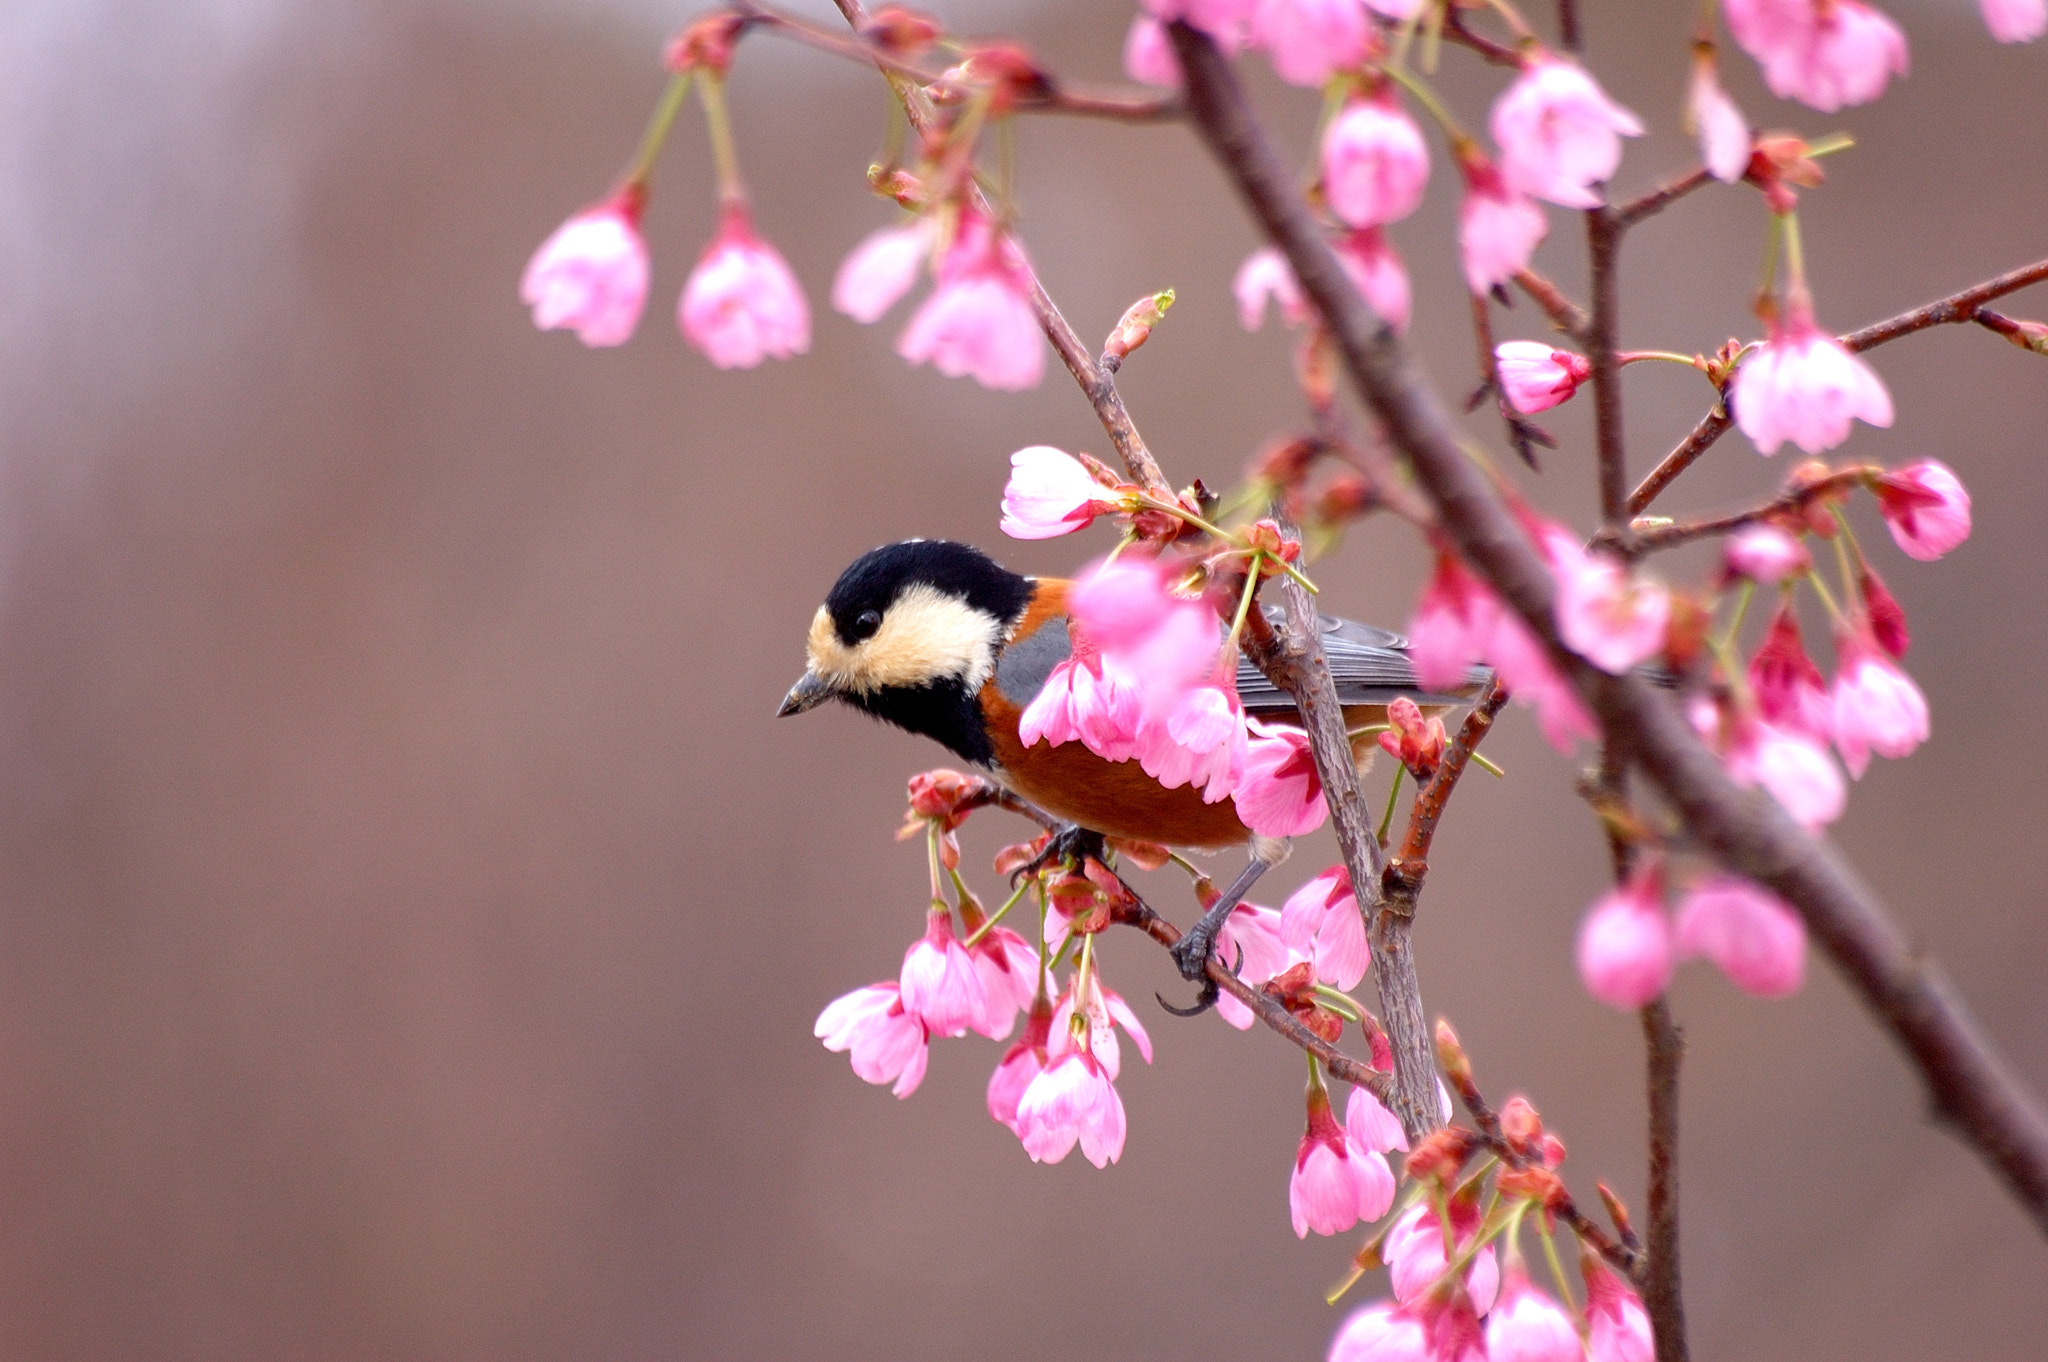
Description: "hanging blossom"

(1235, 718), (1328, 837)
(986, 992), (1054, 1134)
(1539, 523), (1671, 675)
(1486, 1261), (1584, 1362)
(1280, 866), (1369, 992)
(1723, 0), (1909, 113)
(1983, 0), (2048, 43)
(1289, 1078), (1401, 1238)
(1723, 524), (1810, 584)
(1235, 246), (1311, 331)
(1212, 900), (1296, 1030)
(1327, 1301), (1429, 1362)
(895, 212), (1045, 391)
(1457, 150), (1549, 295)
(1123, 14), (1182, 86)
(831, 218), (933, 324)
(1494, 341), (1591, 415)
(814, 981), (930, 1098)
(1829, 625), (1929, 777)
(1674, 874), (1807, 998)
(1858, 559), (1911, 658)
(1321, 92), (1431, 229)
(1716, 707), (1848, 829)
(1335, 228), (1413, 334)
(899, 907), (993, 1038)
(1385, 1197), (1502, 1315)
(1012, 961), (1151, 1168)
(679, 204), (812, 368)
(1872, 459), (1971, 560)
(1576, 864), (1674, 1010)
(1748, 601), (1832, 742)
(521, 189), (650, 347)
(1582, 1253), (1655, 1362)
(998, 446), (1133, 540)
(1731, 294), (1894, 455)
(1687, 50), (1753, 183)
(1256, 0), (1373, 87)
(1489, 55), (1643, 209)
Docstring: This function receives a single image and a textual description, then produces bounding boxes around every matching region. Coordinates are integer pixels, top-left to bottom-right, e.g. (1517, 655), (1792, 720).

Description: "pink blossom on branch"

(897, 214), (1044, 391)
(1576, 867), (1674, 1009)
(1723, 524), (1810, 584)
(1748, 602), (1832, 741)
(1320, 94), (1430, 229)
(1730, 303), (1894, 455)
(1328, 1301), (1430, 1362)
(830, 219), (930, 324)
(1289, 1080), (1396, 1238)
(1983, 0), (2048, 42)
(1495, 341), (1591, 415)
(1335, 228), (1413, 334)
(521, 192), (651, 347)
(1235, 718), (1329, 837)
(1872, 459), (1971, 561)
(1407, 548), (1496, 691)
(999, 445), (1122, 540)
(814, 982), (930, 1097)
(1830, 632), (1929, 777)
(986, 995), (1053, 1132)
(1489, 56), (1644, 209)
(1687, 53), (1753, 183)
(1550, 539), (1671, 675)
(1485, 1265), (1583, 1362)
(1458, 156), (1549, 295)
(1281, 866), (1369, 991)
(1674, 874), (1807, 998)
(1213, 900), (1296, 1030)
(1013, 1047), (1126, 1166)
(1725, 718), (1846, 828)
(1235, 246), (1310, 330)
(1256, 0), (1372, 88)
(1724, 0), (1909, 113)
(1385, 1200), (1501, 1315)
(899, 909), (991, 1038)
(1582, 1255), (1655, 1362)
(1123, 14), (1182, 87)
(679, 207), (812, 368)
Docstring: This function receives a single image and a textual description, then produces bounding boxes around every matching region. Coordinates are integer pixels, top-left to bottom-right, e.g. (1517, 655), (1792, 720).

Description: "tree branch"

(1640, 997), (1689, 1362)
(1615, 167), (1713, 229)
(1170, 19), (2048, 1240)
(1585, 205), (1628, 523)
(1621, 467), (1868, 553)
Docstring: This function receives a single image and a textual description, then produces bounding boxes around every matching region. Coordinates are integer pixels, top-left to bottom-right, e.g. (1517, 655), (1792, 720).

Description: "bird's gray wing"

(1236, 609), (1488, 715)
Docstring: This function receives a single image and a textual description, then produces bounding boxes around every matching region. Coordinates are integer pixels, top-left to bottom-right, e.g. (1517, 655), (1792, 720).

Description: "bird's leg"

(1010, 822), (1110, 887)
(1160, 844), (1285, 1015)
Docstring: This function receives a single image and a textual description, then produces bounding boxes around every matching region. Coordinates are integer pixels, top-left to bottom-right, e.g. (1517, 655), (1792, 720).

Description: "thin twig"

(1469, 294), (1553, 469)
(1621, 467), (1868, 553)
(1170, 19), (2048, 1240)
(1382, 678), (1508, 903)
(1628, 256), (2048, 516)
(1616, 167), (1714, 229)
(1514, 268), (1590, 339)
(1641, 998), (1689, 1362)
(1440, 7), (1525, 66)
(1556, 0), (1582, 51)
(1585, 204), (1628, 524)
(1020, 89), (1183, 122)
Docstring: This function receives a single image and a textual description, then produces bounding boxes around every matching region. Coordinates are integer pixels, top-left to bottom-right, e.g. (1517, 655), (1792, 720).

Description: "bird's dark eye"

(853, 609), (883, 640)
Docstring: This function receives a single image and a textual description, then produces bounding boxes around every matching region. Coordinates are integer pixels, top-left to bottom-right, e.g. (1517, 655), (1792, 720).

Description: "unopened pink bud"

(1723, 524), (1809, 584)
(1495, 341), (1591, 414)
(1872, 459), (1970, 561)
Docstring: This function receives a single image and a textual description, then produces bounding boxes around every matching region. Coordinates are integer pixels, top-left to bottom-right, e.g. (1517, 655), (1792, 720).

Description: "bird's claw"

(1158, 941), (1242, 1018)
(1010, 822), (1109, 887)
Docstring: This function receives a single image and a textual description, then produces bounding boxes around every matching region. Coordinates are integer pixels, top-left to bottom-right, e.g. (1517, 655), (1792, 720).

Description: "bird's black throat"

(844, 675), (995, 767)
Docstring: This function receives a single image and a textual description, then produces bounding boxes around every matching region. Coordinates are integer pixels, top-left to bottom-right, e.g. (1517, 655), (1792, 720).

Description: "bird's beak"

(777, 672), (834, 717)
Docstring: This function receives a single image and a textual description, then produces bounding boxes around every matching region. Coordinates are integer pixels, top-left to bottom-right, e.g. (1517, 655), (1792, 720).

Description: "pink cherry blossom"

(1486, 606), (1599, 752)
(1724, 524), (1809, 584)
(1215, 901), (1299, 1030)
(897, 214), (1043, 391)
(1386, 1201), (1501, 1315)
(1873, 459), (1971, 561)
(1329, 1301), (1430, 1362)
(1014, 1048), (1127, 1167)
(1495, 341), (1591, 414)
(1049, 974), (1154, 1081)
(1256, 0), (1371, 86)
(1346, 1084), (1409, 1154)
(815, 981), (930, 1098)
(1983, 0), (2047, 42)
(1576, 868), (1674, 1010)
(899, 909), (990, 1038)
(1235, 246), (1310, 330)
(1687, 55), (1752, 183)
(1725, 0), (1908, 113)
(1000, 445), (1119, 540)
(1725, 719), (1846, 828)
(1281, 866), (1369, 991)
(1583, 1257), (1655, 1362)
(1674, 875), (1807, 998)
(1549, 537), (1671, 675)
(1235, 718), (1328, 838)
(1322, 94), (1431, 228)
(521, 192), (650, 347)
(987, 996), (1053, 1131)
(1830, 636), (1929, 777)
(1124, 14), (1182, 86)
(1335, 228), (1412, 334)
(679, 208), (811, 368)
(1486, 1266), (1583, 1362)
(1490, 57), (1643, 210)
(967, 921), (1041, 1039)
(1747, 603), (1832, 741)
(1291, 1086), (1397, 1237)
(1408, 549), (1496, 690)
(1731, 306), (1894, 455)
(1019, 648), (1146, 762)
(1459, 159), (1550, 294)
(831, 219), (930, 324)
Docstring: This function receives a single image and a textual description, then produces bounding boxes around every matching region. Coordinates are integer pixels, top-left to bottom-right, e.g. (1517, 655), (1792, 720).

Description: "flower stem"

(964, 876), (1032, 948)
(1378, 765), (1404, 846)
(625, 72), (693, 189)
(697, 74), (745, 203)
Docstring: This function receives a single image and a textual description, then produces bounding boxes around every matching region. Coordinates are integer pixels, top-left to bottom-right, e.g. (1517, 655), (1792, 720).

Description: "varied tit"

(778, 539), (1479, 993)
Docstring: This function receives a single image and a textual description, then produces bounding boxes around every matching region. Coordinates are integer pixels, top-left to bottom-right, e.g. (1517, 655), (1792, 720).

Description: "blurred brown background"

(0, 0), (2042, 1357)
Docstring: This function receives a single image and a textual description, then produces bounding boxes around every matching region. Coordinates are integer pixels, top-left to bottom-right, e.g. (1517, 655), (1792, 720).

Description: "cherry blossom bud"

(1674, 875), (1807, 998)
(1124, 15), (1182, 86)
(1498, 1096), (1543, 1154)
(1872, 459), (1971, 561)
(1106, 289), (1176, 362)
(1748, 603), (1831, 741)
(1582, 1255), (1655, 1362)
(680, 207), (812, 369)
(1328, 1301), (1430, 1362)
(1576, 867), (1673, 1010)
(861, 4), (941, 55)
(1731, 305), (1894, 455)
(1858, 560), (1910, 658)
(897, 213), (1043, 391)
(815, 982), (930, 1097)
(1335, 228), (1412, 333)
(1724, 0), (1908, 113)
(1282, 867), (1369, 991)
(1235, 246), (1310, 331)
(1830, 633), (1929, 777)
(1983, 0), (2047, 41)
(1490, 56), (1643, 210)
(1495, 341), (1592, 415)
(1487, 1266), (1582, 1362)
(832, 220), (931, 324)
(1377, 696), (1447, 778)
(899, 910), (990, 1038)
(1459, 157), (1549, 295)
(1321, 94), (1431, 228)
(1000, 446), (1121, 540)
(1726, 720), (1846, 828)
(1723, 524), (1809, 584)
(520, 191), (650, 347)
(1686, 51), (1751, 183)
(1256, 0), (1372, 87)
(665, 11), (743, 75)
(1236, 718), (1329, 837)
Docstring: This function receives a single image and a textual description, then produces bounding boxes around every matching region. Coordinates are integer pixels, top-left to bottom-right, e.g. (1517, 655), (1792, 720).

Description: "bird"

(777, 538), (1479, 999)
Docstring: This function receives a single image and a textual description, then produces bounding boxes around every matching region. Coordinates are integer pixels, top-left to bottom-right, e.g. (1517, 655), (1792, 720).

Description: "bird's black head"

(779, 540), (1034, 766)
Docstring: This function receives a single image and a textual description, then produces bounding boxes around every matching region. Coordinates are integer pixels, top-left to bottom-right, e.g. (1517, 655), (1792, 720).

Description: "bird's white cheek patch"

(806, 586), (1000, 695)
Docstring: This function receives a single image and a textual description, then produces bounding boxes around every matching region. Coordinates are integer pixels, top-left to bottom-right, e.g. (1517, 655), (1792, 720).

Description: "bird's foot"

(1156, 855), (1274, 1018)
(1010, 822), (1110, 886)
